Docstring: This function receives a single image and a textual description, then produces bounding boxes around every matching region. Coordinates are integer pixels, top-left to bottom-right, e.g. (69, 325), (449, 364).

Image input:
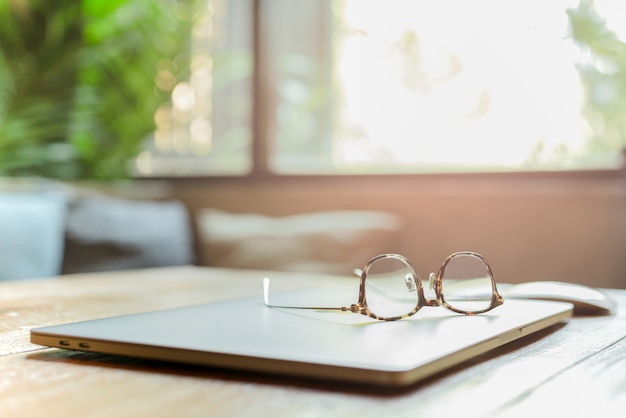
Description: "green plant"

(0, 0), (192, 179)
(568, 0), (626, 159)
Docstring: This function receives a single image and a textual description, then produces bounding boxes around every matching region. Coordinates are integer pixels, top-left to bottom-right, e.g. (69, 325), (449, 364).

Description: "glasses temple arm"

(262, 277), (352, 312)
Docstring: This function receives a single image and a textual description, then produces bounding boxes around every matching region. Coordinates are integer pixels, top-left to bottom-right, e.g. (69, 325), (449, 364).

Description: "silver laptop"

(31, 288), (572, 387)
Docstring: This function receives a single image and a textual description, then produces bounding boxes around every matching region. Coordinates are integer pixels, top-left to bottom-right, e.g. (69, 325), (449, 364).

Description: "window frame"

(154, 0), (626, 184)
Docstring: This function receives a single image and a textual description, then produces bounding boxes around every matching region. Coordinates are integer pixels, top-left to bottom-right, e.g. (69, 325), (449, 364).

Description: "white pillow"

(197, 209), (402, 274)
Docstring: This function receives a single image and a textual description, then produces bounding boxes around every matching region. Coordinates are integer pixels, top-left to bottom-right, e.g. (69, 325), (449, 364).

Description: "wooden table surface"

(1, 266), (625, 418)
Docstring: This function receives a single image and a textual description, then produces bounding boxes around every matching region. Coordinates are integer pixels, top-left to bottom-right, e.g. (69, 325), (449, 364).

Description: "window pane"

(268, 0), (626, 174)
(261, 0), (336, 173)
(135, 0), (253, 177)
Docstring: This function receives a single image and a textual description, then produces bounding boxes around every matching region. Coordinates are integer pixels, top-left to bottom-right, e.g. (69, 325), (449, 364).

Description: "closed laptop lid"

(30, 291), (572, 387)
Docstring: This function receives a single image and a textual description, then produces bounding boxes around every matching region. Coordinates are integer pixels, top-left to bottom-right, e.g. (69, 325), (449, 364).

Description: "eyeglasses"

(263, 251), (504, 321)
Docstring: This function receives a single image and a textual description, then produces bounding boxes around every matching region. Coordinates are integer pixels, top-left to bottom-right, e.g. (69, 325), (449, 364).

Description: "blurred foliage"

(0, 0), (193, 179)
(568, 0), (626, 156)
(2, 1), (623, 178)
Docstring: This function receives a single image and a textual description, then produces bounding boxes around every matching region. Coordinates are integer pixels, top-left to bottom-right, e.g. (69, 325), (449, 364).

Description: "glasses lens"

(441, 253), (494, 313)
(364, 256), (419, 319)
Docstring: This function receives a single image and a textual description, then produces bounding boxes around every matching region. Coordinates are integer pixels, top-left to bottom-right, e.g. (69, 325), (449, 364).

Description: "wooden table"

(1, 266), (625, 417)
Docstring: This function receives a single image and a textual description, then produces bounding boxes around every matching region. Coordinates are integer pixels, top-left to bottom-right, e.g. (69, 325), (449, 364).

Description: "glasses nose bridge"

(422, 272), (441, 306)
(405, 271), (439, 307)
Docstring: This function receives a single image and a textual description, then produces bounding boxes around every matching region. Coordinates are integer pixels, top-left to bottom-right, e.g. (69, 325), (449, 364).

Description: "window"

(135, 0), (254, 176)
(135, 0), (626, 177)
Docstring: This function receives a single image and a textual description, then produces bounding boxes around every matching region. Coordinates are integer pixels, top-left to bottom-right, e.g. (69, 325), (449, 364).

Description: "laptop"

(30, 285), (572, 387)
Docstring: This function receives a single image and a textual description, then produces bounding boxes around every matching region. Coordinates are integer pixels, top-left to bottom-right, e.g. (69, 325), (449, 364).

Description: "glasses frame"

(264, 251), (504, 321)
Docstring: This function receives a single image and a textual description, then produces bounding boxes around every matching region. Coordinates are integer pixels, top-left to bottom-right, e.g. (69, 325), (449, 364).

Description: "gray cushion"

(62, 195), (194, 274)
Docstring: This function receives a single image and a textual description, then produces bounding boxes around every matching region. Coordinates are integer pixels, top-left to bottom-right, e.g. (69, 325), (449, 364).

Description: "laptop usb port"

(59, 340), (71, 346)
(78, 342), (91, 349)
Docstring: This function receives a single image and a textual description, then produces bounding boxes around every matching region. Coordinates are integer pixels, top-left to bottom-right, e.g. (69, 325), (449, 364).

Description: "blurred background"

(1, 0), (626, 287)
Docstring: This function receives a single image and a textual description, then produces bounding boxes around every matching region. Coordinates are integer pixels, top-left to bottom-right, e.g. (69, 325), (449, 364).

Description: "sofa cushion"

(0, 191), (66, 280)
(62, 195), (194, 274)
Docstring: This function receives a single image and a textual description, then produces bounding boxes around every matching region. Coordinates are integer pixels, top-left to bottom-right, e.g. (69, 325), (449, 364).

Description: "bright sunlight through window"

(304, 0), (625, 174)
(138, 0), (626, 176)
(332, 0), (589, 172)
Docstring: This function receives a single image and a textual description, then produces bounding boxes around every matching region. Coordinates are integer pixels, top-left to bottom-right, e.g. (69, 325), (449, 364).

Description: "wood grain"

(0, 266), (274, 356)
(1, 267), (625, 417)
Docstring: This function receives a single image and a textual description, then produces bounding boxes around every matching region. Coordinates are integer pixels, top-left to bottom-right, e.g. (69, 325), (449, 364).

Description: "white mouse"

(500, 281), (617, 315)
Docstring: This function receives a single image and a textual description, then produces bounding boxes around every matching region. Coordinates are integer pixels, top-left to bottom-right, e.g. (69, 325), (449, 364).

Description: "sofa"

(0, 178), (402, 281)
